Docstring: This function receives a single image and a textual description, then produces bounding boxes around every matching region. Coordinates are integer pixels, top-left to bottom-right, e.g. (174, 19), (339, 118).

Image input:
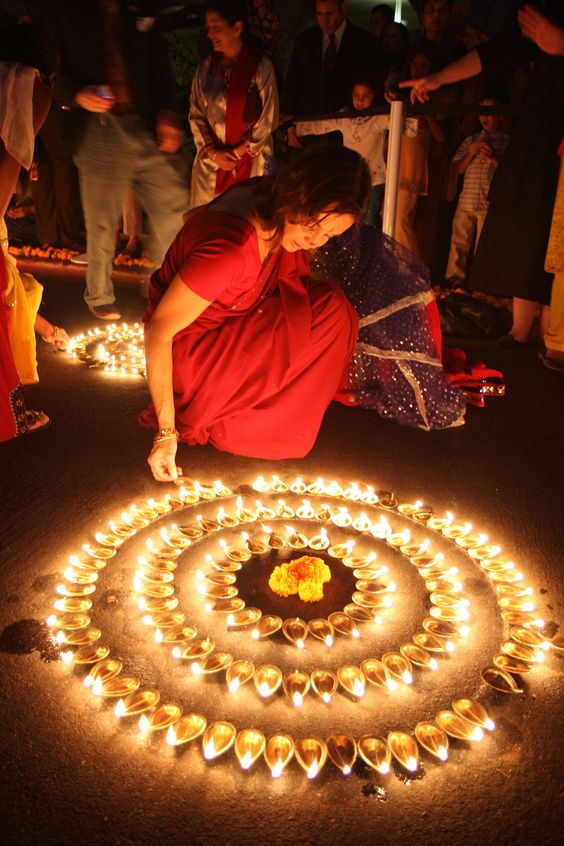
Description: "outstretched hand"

(399, 73), (441, 104)
(148, 439), (182, 482)
(518, 4), (564, 56)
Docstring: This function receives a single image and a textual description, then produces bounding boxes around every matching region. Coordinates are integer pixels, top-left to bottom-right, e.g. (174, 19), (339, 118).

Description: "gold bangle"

(153, 428), (179, 444)
(233, 148), (241, 160)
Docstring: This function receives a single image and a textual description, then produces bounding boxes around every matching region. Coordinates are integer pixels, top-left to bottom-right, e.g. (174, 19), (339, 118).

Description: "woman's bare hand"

(148, 439), (182, 482)
(400, 73), (441, 104)
(518, 5), (564, 56)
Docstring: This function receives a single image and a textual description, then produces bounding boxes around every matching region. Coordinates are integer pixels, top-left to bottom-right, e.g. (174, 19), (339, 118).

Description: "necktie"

(324, 33), (337, 71)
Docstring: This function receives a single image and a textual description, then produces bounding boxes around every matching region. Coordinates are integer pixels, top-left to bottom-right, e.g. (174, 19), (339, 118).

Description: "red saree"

(214, 46), (262, 196)
(139, 204), (358, 458)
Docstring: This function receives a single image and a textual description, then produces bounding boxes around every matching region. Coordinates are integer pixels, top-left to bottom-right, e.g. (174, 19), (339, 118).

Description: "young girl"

(296, 75), (388, 225)
(390, 42), (448, 258)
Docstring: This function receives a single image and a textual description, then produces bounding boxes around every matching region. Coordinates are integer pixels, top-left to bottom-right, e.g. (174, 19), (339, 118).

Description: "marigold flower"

(269, 555), (331, 602)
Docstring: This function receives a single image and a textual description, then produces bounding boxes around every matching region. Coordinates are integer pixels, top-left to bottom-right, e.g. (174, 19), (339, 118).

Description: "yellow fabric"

(545, 157), (564, 274)
(545, 273), (564, 352)
(1, 219), (42, 383)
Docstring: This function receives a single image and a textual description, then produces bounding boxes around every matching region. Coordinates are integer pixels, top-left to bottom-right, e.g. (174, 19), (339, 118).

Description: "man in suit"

(283, 0), (378, 148)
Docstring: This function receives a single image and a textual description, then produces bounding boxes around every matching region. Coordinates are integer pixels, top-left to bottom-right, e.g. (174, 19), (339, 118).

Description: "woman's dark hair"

(253, 145), (371, 240)
(205, 0), (248, 29)
(0, 23), (57, 79)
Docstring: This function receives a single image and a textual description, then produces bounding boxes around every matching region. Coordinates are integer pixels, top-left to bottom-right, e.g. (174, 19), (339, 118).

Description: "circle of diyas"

(46, 475), (556, 779)
(66, 322), (146, 376)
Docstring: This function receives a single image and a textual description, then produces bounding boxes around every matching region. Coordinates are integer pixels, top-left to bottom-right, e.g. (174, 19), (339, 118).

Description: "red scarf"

(214, 46), (262, 196)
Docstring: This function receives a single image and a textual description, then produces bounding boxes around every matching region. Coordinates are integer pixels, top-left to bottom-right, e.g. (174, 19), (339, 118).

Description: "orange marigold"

(268, 555), (331, 602)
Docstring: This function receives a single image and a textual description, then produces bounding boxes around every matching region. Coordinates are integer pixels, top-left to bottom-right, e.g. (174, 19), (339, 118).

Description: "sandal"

(24, 409), (50, 433)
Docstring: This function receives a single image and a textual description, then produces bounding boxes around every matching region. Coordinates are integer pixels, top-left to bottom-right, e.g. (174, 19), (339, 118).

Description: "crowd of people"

(0, 1), (562, 469)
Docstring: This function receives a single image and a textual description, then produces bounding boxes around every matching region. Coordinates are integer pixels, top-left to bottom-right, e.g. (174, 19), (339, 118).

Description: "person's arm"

(518, 4), (564, 56)
(241, 58), (279, 157)
(296, 117), (339, 136)
(400, 49), (483, 103)
(144, 276), (210, 481)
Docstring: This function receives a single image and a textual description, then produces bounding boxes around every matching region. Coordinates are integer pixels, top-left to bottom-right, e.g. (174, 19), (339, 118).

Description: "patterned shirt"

(453, 129), (510, 212)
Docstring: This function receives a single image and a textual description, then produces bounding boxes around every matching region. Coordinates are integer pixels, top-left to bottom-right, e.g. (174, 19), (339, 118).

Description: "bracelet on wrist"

(153, 427), (179, 445)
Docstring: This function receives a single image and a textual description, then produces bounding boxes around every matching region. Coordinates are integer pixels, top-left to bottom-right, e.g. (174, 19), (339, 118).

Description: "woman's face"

(282, 210), (356, 252)
(206, 10), (243, 55)
(422, 0), (450, 38)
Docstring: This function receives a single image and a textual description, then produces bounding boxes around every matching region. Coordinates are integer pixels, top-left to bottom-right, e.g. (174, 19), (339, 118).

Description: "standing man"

(43, 1), (188, 320)
(283, 0), (377, 148)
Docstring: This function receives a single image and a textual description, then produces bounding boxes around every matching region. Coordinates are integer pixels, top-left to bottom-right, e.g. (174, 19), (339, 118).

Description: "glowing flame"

(386, 677), (398, 691)
(60, 650), (74, 665)
(322, 693), (331, 704)
(325, 635), (334, 648)
(83, 674), (94, 689)
(353, 680), (365, 698)
(307, 761), (319, 779)
(402, 670), (413, 685)
(251, 629), (260, 640)
(228, 678), (240, 694)
(191, 662), (202, 675)
(166, 726), (177, 746)
(204, 738), (215, 760)
(258, 682), (271, 697)
(92, 678), (103, 696)
(240, 751), (253, 770)
(115, 699), (126, 718)
(485, 718), (495, 731)
(472, 728), (484, 742)
(292, 692), (303, 707)
(352, 628), (361, 639)
(271, 760), (284, 778)
(379, 762), (390, 775)
(438, 746), (448, 761)
(407, 757), (418, 772)
(139, 714), (150, 733)
(296, 639), (305, 650)
(154, 629), (163, 644)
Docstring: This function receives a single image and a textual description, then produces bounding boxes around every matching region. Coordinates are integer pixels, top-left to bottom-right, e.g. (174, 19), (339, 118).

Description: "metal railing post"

(382, 98), (405, 238)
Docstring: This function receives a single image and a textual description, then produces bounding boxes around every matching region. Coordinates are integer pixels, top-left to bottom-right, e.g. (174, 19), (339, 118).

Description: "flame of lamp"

(235, 729), (266, 770)
(282, 617), (309, 649)
(282, 670), (311, 707)
(382, 652), (413, 685)
(251, 615), (283, 640)
(435, 710), (484, 742)
(358, 736), (391, 774)
(337, 665), (366, 698)
(264, 734), (295, 777)
(254, 664), (283, 698)
(360, 657), (392, 689)
(226, 660), (255, 693)
(310, 669), (338, 703)
(414, 722), (449, 761)
(114, 689), (160, 717)
(202, 722), (237, 760)
(295, 738), (328, 779)
(387, 731), (419, 771)
(167, 712), (207, 746)
(308, 619), (335, 647)
(327, 735), (358, 775)
(452, 698), (495, 731)
(328, 612), (360, 638)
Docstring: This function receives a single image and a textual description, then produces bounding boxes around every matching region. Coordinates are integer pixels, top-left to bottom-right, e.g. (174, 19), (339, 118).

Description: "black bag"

(438, 292), (511, 339)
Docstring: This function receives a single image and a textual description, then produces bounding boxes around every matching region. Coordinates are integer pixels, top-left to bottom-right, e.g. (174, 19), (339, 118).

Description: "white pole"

(382, 98), (404, 239)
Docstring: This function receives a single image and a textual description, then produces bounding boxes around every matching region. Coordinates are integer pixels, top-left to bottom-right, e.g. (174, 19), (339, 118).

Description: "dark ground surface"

(1, 267), (563, 846)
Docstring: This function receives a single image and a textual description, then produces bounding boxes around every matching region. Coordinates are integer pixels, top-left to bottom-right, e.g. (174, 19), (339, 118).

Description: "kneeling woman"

(141, 146), (370, 481)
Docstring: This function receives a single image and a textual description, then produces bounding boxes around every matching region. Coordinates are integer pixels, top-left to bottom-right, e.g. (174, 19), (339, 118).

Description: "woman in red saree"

(189, 0), (278, 207)
(141, 145), (371, 481)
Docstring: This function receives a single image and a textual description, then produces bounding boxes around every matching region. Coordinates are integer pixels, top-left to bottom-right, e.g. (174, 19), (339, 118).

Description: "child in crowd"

(393, 42), (446, 258)
(445, 92), (510, 287)
(297, 74), (388, 225)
